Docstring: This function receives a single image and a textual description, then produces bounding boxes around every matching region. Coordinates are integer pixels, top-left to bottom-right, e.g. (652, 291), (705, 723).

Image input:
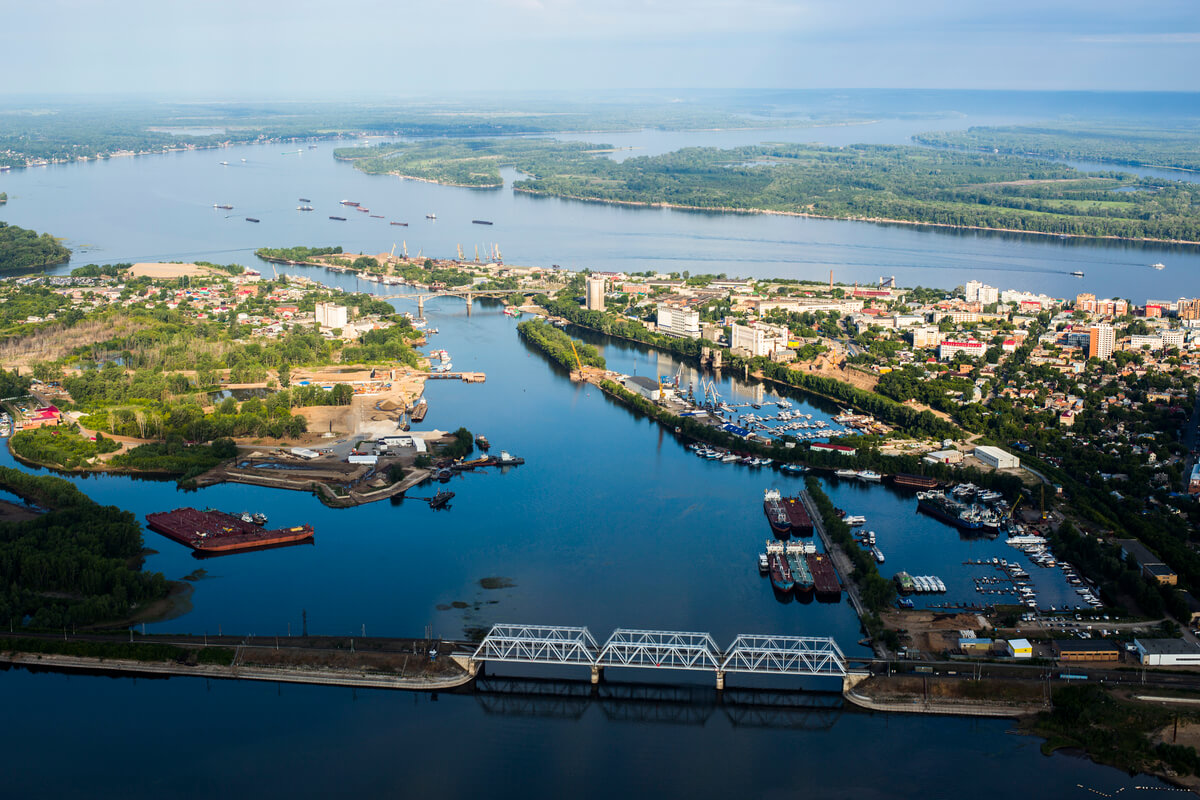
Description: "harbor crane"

(570, 340), (584, 371)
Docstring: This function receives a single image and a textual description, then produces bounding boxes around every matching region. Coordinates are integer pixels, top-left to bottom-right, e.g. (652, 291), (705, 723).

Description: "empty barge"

(146, 508), (314, 554)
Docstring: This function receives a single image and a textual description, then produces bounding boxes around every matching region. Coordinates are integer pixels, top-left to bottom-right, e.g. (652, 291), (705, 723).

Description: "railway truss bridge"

(471, 625), (846, 690)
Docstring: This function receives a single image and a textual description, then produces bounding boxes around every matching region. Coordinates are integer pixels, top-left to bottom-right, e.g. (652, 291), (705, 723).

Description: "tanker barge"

(781, 495), (813, 536)
(146, 508), (314, 554)
(806, 552), (841, 597)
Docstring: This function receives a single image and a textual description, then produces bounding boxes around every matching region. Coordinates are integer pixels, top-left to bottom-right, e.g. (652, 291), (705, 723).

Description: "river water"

(0, 105), (1187, 795)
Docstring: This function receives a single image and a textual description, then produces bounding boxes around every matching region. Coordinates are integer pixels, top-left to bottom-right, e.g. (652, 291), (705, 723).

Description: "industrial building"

(1133, 638), (1200, 666)
(730, 322), (789, 358)
(973, 445), (1020, 470)
(622, 375), (662, 401)
(1054, 639), (1121, 663)
(1116, 539), (1178, 586)
(1005, 638), (1032, 659)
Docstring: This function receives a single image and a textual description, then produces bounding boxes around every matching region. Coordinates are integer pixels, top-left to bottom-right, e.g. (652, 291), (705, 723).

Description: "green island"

(0, 98), (854, 169)
(0, 221), (71, 272)
(516, 319), (605, 370)
(916, 122), (1200, 173)
(339, 138), (1200, 242)
(0, 466), (171, 628)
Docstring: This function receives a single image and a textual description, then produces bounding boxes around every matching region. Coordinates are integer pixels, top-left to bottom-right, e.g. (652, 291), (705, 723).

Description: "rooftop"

(1135, 638), (1200, 656)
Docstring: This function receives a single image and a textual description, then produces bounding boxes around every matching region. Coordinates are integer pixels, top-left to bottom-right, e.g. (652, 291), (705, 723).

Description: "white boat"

(835, 469), (858, 479)
(844, 515), (866, 526)
(858, 470), (882, 483)
(1151, 262), (1165, 270)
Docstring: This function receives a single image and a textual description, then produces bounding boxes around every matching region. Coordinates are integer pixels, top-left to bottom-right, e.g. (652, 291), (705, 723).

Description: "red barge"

(146, 508), (314, 554)
(781, 495), (813, 536)
(806, 552), (841, 597)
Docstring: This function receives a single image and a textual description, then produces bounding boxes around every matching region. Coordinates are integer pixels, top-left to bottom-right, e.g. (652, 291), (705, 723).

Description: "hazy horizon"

(6, 0), (1198, 97)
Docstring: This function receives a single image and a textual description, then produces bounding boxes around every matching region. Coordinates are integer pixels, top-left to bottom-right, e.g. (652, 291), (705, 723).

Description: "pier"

(800, 490), (869, 623)
(471, 624), (846, 690)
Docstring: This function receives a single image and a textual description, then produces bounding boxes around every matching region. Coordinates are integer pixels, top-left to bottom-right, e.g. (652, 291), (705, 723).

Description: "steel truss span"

(472, 624), (600, 666)
(473, 625), (847, 679)
(721, 635), (847, 677)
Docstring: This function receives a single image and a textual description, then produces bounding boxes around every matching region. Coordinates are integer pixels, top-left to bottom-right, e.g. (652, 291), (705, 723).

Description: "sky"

(4, 0), (1199, 96)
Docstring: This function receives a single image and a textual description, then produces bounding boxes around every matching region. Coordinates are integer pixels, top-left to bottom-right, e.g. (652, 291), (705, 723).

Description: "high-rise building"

(730, 322), (789, 357)
(315, 302), (348, 329)
(1088, 324), (1114, 360)
(965, 280), (998, 305)
(1180, 298), (1200, 321)
(1075, 293), (1097, 314)
(585, 276), (606, 311)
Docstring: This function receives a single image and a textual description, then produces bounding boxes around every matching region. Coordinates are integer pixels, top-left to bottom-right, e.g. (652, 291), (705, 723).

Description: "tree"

(278, 363), (291, 388)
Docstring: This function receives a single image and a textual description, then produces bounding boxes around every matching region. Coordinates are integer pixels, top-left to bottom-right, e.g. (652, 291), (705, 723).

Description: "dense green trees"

(0, 222), (71, 272)
(109, 438), (236, 481)
(0, 466), (169, 628)
(255, 246), (344, 263)
(916, 122), (1200, 172)
(516, 319), (605, 370)
(343, 138), (1200, 242)
(10, 427), (119, 469)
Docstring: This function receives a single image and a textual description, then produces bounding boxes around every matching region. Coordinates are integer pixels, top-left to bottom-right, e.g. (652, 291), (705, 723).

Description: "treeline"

(916, 123), (1200, 172)
(0, 222), (71, 272)
(345, 137), (1200, 242)
(0, 466), (170, 629)
(517, 319), (605, 370)
(340, 326), (421, 367)
(80, 397), (309, 441)
(10, 427), (119, 469)
(109, 438), (237, 482)
(0, 367), (30, 397)
(0, 636), (235, 666)
(805, 477), (896, 613)
(255, 245), (343, 263)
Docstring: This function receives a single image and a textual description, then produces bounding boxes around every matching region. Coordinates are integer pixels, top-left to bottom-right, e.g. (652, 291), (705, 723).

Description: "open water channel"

(1, 99), (1191, 795)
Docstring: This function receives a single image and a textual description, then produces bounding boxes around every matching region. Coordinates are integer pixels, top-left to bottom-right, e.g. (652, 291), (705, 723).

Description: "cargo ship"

(916, 490), (1001, 533)
(785, 541), (815, 593)
(390, 221), (409, 226)
(807, 552), (841, 596)
(340, 200), (361, 206)
(767, 549), (794, 593)
(410, 397), (428, 422)
(893, 473), (938, 490)
(763, 489), (791, 537)
(781, 495), (813, 536)
(146, 508), (313, 554)
(245, 217), (260, 223)
(472, 219), (493, 225)
(329, 215), (347, 221)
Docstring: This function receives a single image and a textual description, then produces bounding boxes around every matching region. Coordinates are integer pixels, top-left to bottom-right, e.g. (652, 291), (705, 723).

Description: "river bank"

(512, 186), (1200, 246)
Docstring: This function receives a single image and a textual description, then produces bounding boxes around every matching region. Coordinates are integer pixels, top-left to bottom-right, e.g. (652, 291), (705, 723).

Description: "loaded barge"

(146, 508), (314, 554)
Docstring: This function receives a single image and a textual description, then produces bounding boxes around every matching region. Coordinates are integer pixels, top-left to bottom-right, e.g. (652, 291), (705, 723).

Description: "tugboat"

(475, 434), (491, 450)
(429, 490), (454, 509)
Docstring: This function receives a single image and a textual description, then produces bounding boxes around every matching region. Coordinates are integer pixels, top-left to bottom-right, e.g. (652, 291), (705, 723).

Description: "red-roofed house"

(812, 442), (857, 456)
(23, 405), (62, 430)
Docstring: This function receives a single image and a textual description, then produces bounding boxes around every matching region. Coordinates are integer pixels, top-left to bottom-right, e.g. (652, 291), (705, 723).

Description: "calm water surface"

(0, 110), (1186, 794)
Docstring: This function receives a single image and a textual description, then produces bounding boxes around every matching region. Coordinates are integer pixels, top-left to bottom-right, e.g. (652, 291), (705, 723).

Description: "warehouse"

(973, 445), (1020, 470)
(1054, 639), (1121, 663)
(1133, 638), (1200, 666)
(1005, 638), (1032, 659)
(622, 375), (662, 401)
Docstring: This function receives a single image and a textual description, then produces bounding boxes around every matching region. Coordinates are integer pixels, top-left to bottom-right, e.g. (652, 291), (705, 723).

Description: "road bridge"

(472, 624), (846, 689)
(377, 287), (545, 317)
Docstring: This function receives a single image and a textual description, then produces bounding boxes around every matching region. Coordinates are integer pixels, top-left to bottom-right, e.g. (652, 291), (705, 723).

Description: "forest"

(915, 122), (1200, 172)
(0, 466), (170, 629)
(342, 138), (1200, 242)
(0, 222), (71, 272)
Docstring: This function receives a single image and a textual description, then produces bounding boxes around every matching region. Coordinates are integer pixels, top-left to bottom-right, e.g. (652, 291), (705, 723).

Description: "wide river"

(0, 111), (1186, 796)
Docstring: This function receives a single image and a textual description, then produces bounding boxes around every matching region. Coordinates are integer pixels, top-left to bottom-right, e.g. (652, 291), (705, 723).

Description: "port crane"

(569, 340), (584, 372)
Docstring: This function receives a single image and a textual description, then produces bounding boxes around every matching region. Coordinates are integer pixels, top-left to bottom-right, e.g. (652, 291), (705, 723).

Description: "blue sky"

(6, 0), (1198, 95)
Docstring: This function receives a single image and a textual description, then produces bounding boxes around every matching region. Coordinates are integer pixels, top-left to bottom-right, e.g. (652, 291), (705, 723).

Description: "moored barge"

(781, 495), (813, 536)
(807, 552), (841, 596)
(893, 473), (939, 490)
(146, 508), (313, 554)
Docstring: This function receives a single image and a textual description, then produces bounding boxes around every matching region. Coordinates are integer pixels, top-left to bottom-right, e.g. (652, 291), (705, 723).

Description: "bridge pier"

(465, 295), (472, 316)
(417, 296), (425, 318)
(715, 670), (725, 691)
(590, 665), (604, 685)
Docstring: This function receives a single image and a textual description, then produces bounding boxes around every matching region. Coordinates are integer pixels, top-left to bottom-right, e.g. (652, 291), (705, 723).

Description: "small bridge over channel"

(470, 625), (846, 690)
(378, 288), (546, 317)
